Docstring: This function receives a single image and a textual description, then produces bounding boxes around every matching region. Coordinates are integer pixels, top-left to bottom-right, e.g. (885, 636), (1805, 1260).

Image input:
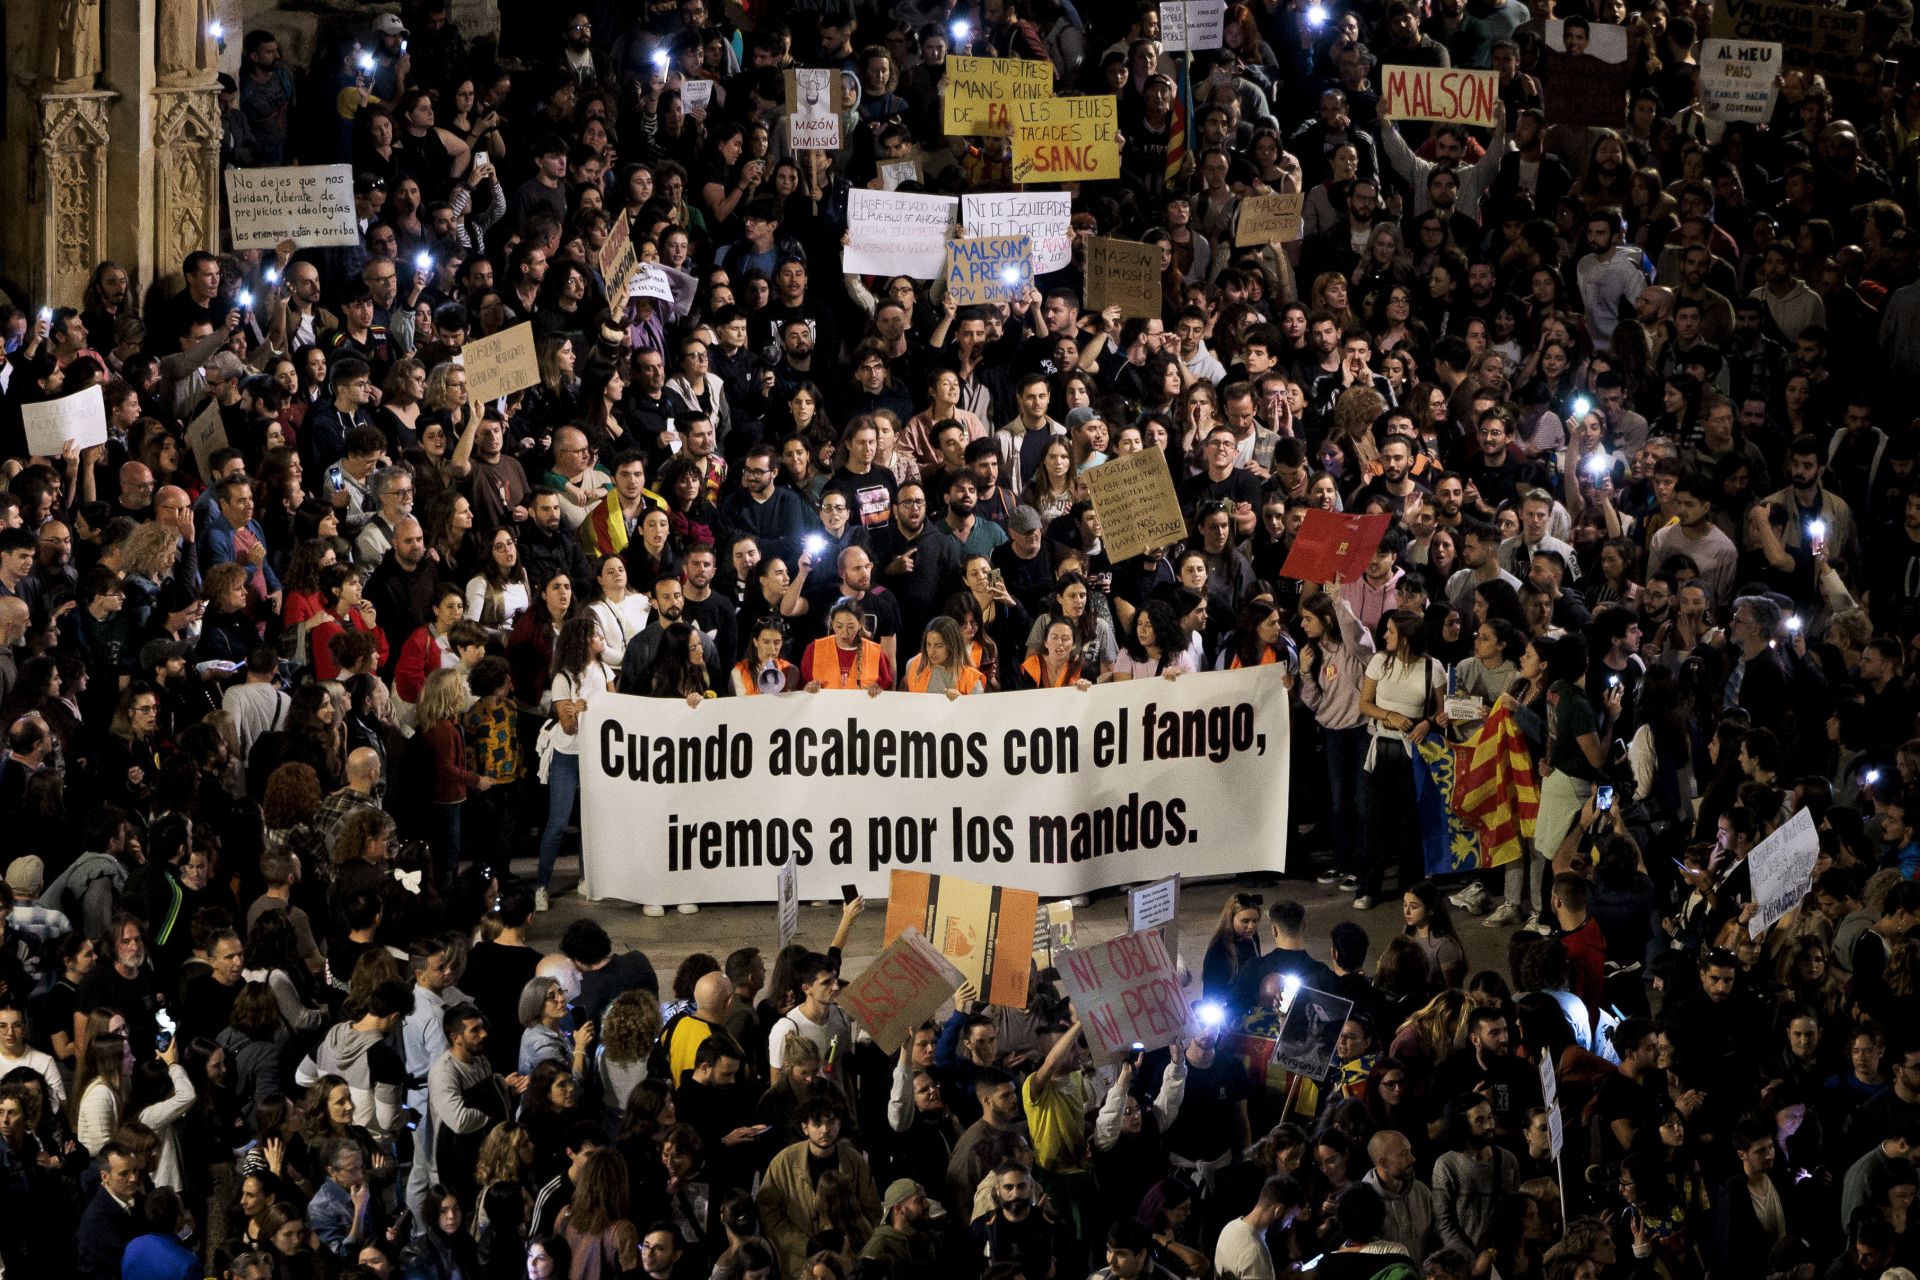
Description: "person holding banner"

(802, 601), (893, 693)
(901, 618), (986, 697)
(531, 610), (610, 913)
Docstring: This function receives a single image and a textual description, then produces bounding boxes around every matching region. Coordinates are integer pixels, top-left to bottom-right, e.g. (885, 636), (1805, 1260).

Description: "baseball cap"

(1065, 407), (1103, 432)
(4, 857), (44, 896)
(141, 638), (191, 670)
(881, 1179), (924, 1217)
(374, 13), (409, 36)
(1007, 505), (1044, 535)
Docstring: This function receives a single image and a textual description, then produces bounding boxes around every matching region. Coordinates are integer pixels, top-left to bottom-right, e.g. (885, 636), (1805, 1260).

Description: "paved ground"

(517, 858), (1517, 986)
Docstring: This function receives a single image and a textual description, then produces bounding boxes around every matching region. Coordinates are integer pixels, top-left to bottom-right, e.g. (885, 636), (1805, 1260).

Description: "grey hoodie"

(303, 1022), (406, 1138)
(42, 851), (128, 942)
(1363, 1167), (1436, 1262)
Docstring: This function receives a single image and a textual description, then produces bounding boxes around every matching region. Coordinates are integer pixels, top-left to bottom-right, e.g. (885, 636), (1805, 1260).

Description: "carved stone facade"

(151, 84), (222, 283)
(38, 91), (116, 308)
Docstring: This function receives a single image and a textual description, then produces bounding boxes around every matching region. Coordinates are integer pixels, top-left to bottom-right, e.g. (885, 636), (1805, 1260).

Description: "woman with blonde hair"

(596, 991), (662, 1129)
(1389, 988), (1477, 1091)
(418, 667), (492, 895)
(72, 1030), (131, 1153)
(1310, 271), (1359, 330)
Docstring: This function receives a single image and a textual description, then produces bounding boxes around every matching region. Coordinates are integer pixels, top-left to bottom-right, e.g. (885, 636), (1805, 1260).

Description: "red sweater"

(422, 720), (481, 803)
(1560, 917), (1608, 1026)
(309, 613), (391, 681)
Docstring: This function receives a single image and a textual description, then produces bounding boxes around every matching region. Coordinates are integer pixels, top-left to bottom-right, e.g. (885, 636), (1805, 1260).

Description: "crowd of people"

(1, 0), (1919, 1275)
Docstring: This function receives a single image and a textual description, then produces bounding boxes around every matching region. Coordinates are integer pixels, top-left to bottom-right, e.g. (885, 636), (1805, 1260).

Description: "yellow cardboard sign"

(1235, 192), (1305, 246)
(1011, 95), (1120, 184)
(943, 55), (1054, 138)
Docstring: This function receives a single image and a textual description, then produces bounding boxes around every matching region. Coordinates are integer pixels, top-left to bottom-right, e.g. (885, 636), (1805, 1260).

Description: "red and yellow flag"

(1451, 703), (1538, 868)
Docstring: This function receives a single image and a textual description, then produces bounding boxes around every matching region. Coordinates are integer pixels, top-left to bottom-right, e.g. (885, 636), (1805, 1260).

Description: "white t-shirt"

(768, 1002), (856, 1072)
(1364, 653), (1446, 725)
(0, 1046), (64, 1108)
(1213, 1217), (1274, 1280)
(589, 595), (652, 667)
(548, 661), (613, 756)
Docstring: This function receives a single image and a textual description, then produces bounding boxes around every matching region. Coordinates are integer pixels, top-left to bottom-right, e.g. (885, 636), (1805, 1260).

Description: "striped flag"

(1166, 97), (1187, 187)
(1451, 704), (1539, 869)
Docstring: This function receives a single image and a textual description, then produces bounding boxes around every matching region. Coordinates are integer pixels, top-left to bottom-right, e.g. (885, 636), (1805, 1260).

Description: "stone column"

(37, 91), (117, 308)
(150, 83), (222, 286)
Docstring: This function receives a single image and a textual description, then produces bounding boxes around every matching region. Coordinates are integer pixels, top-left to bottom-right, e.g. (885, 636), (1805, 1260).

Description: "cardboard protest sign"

(1700, 39), (1783, 123)
(1085, 237), (1163, 320)
(22, 383), (106, 458)
(1128, 875), (1181, 935)
(1380, 66), (1499, 127)
(184, 397), (229, 482)
(963, 193), (1072, 273)
(1280, 509), (1393, 583)
(840, 928), (966, 1054)
(884, 869), (1039, 1008)
(844, 190), (959, 279)
(776, 864), (800, 952)
(1236, 192), (1305, 246)
(226, 165), (359, 249)
(1748, 806), (1819, 938)
(459, 323), (540, 404)
(1083, 448), (1189, 561)
(1271, 986), (1354, 1081)
(1542, 20), (1630, 128)
(946, 236), (1034, 305)
(1712, 0), (1863, 74)
(786, 68), (844, 149)
(944, 55), (1055, 138)
(880, 159), (924, 191)
(1059, 928), (1188, 1060)
(1012, 96), (1120, 184)
(601, 211), (639, 297)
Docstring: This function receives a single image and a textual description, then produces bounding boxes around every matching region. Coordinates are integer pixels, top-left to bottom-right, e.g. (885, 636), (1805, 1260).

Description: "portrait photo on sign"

(1272, 987), (1354, 1081)
(1545, 17), (1628, 61)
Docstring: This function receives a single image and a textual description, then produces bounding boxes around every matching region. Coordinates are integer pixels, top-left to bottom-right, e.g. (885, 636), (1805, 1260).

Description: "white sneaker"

(676, 903), (701, 915)
(1449, 882), (1483, 908)
(642, 904), (665, 917)
(534, 888), (551, 913)
(1483, 902), (1523, 927)
(1522, 914), (1554, 935)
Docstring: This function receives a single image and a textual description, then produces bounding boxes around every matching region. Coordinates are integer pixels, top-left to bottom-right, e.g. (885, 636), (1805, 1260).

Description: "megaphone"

(757, 663), (789, 693)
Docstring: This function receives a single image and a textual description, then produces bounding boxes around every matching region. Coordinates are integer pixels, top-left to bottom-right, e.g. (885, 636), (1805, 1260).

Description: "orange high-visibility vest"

(1019, 654), (1080, 688)
(1229, 648), (1282, 669)
(903, 659), (983, 694)
(807, 637), (883, 689)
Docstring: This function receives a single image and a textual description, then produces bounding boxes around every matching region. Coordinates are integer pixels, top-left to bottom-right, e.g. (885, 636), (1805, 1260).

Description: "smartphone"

(1596, 785), (1614, 813)
(155, 1008), (176, 1052)
(841, 883), (859, 904)
(473, 150), (489, 170)
(988, 568), (1005, 591)
(1672, 857), (1692, 875)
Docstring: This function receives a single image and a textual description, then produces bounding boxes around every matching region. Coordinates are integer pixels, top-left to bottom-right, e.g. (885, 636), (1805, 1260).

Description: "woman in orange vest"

(902, 618), (986, 698)
(1017, 619), (1092, 690)
(1219, 599), (1298, 682)
(802, 601), (892, 693)
(733, 617), (801, 695)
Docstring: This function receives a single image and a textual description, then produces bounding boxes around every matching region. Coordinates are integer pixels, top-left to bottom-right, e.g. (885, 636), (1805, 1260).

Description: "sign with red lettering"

(1012, 96), (1120, 183)
(1058, 928), (1189, 1061)
(1279, 509), (1393, 583)
(840, 927), (966, 1054)
(1380, 66), (1499, 127)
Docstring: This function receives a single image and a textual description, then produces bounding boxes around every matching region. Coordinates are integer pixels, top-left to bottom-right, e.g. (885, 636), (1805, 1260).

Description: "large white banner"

(580, 668), (1290, 904)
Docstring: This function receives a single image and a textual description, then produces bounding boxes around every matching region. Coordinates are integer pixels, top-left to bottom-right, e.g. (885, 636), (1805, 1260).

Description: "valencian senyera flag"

(1412, 729), (1484, 874)
(1449, 703), (1539, 870)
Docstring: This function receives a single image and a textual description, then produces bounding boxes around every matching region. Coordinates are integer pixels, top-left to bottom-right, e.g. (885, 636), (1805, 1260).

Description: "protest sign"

(682, 79), (714, 113)
(1748, 806), (1820, 938)
(844, 190), (960, 279)
(579, 668), (1292, 906)
(1083, 449), (1189, 561)
(786, 68), (844, 149)
(1161, 1), (1189, 50)
(840, 928), (966, 1053)
(1271, 986), (1354, 1080)
(21, 383), (106, 457)
(1541, 21), (1630, 128)
(1700, 39), (1783, 123)
(601, 211), (639, 297)
(776, 864), (800, 952)
(1128, 875), (1181, 934)
(1032, 901), (1075, 968)
(1184, 0), (1225, 48)
(628, 263), (678, 304)
(1059, 928), (1189, 1060)
(963, 192), (1072, 273)
(1012, 96), (1120, 183)
(1085, 237), (1163, 319)
(885, 870), (1040, 1008)
(945, 235), (1034, 305)
(460, 323), (540, 404)
(1280, 509), (1393, 582)
(1712, 0), (1863, 74)
(184, 398), (229, 481)
(1236, 192), (1305, 246)
(1380, 67), (1499, 127)
(1541, 1056), (1564, 1157)
(944, 55), (1055, 137)
(226, 165), (359, 249)
(880, 159), (923, 191)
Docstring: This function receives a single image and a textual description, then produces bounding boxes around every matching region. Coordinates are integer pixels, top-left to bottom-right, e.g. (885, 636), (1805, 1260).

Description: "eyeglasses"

(897, 497), (927, 507)
(742, 466), (774, 476)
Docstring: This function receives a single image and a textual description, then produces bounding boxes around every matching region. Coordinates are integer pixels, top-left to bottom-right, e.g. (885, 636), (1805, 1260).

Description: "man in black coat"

(76, 1141), (146, 1280)
(364, 517), (439, 676)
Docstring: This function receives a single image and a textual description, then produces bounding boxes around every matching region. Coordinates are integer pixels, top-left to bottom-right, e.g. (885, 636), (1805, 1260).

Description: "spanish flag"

(1451, 704), (1539, 869)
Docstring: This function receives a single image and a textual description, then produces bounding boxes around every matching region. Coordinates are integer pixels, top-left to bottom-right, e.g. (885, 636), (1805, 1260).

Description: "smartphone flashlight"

(37, 307), (52, 323)
(951, 18), (972, 40)
(1196, 1001), (1226, 1028)
(1572, 395), (1593, 418)
(1307, 3), (1330, 25)
(207, 21), (224, 39)
(652, 48), (670, 68)
(1867, 768), (1883, 786)
(415, 250), (433, 271)
(359, 52), (376, 72)
(1786, 615), (1802, 633)
(804, 534), (827, 556)
(238, 289), (254, 309)
(1000, 266), (1022, 284)
(1808, 518), (1827, 541)
(264, 266), (280, 285)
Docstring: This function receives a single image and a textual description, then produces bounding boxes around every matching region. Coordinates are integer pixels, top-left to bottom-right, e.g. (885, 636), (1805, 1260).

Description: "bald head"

(154, 486), (193, 538)
(0, 597), (28, 642)
(694, 970), (735, 1017)
(1636, 285), (1674, 324)
(345, 746), (382, 788)
(119, 462), (154, 508)
(1369, 1128), (1416, 1181)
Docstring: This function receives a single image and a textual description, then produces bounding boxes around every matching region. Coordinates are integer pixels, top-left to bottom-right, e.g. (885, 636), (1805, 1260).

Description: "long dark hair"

(646, 622), (707, 698)
(1402, 881), (1462, 943)
(1231, 599), (1285, 668)
(1125, 600), (1188, 665)
(1296, 589), (1340, 662)
(551, 613), (603, 684)
(1380, 607), (1427, 672)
